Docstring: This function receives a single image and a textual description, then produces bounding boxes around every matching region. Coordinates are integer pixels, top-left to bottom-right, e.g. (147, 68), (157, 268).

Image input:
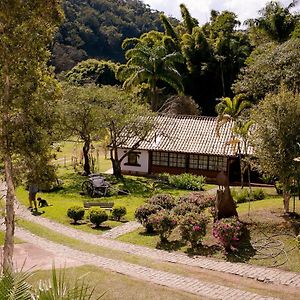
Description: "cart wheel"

(82, 181), (93, 197)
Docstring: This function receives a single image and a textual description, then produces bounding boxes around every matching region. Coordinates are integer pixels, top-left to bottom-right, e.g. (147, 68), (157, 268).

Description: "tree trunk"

(283, 188), (290, 213)
(3, 155), (15, 271)
(82, 139), (90, 175)
(110, 148), (122, 178)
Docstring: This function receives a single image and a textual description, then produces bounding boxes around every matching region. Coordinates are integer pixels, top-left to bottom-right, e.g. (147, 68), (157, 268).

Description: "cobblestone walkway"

(1, 222), (278, 300)
(101, 221), (142, 239)
(13, 201), (300, 289)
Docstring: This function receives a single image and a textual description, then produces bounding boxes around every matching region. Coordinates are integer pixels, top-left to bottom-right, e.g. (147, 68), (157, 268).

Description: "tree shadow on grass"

(282, 212), (300, 235)
(225, 227), (257, 263)
(156, 239), (186, 251)
(186, 244), (221, 257)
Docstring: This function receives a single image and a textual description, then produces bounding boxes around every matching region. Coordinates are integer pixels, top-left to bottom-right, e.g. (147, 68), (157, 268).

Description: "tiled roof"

(122, 114), (251, 157)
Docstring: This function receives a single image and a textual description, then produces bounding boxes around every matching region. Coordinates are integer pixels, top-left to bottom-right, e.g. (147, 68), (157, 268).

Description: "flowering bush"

(172, 202), (202, 216)
(178, 212), (208, 249)
(178, 193), (215, 211)
(134, 204), (161, 233)
(147, 194), (176, 210)
(212, 217), (243, 252)
(148, 210), (177, 242)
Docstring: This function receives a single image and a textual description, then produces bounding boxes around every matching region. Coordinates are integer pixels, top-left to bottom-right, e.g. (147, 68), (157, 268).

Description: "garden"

(14, 142), (300, 273)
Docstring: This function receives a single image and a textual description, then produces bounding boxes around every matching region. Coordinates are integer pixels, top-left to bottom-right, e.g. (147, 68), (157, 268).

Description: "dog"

(37, 197), (49, 208)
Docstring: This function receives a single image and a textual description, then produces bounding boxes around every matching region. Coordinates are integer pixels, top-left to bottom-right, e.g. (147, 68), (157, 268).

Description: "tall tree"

(61, 84), (104, 175)
(0, 0), (63, 270)
(118, 33), (184, 111)
(246, 0), (299, 44)
(251, 87), (300, 213)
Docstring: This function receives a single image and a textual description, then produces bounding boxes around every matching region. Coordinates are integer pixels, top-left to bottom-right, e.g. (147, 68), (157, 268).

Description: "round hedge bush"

(112, 206), (127, 221)
(67, 206), (85, 224)
(89, 208), (108, 228)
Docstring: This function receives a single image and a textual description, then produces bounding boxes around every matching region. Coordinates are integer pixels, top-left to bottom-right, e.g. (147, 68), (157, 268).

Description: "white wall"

(118, 148), (149, 174)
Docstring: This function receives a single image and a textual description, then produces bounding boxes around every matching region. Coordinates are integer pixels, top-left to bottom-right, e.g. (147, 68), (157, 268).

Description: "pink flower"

(193, 225), (200, 231)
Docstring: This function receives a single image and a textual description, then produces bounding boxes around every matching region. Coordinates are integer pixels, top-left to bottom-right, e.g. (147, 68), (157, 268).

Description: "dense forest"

(55, 0), (300, 115)
(52, 0), (170, 72)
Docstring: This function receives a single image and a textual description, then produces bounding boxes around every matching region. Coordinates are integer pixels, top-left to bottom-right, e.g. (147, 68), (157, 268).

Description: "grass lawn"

(118, 193), (300, 273)
(28, 265), (201, 300)
(16, 168), (213, 234)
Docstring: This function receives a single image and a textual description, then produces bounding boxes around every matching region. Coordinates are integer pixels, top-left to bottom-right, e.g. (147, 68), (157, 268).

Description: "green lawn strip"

(0, 231), (24, 245)
(15, 170), (192, 234)
(29, 265), (201, 300)
(17, 219), (292, 299)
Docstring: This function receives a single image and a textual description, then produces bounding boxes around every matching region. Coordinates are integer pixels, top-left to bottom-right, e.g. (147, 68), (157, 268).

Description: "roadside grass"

(15, 168), (214, 234)
(118, 195), (300, 273)
(16, 219), (297, 299)
(29, 265), (201, 300)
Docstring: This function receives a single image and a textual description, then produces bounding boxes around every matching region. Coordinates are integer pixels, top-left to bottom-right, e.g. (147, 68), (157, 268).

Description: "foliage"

(67, 206), (85, 224)
(251, 87), (300, 212)
(148, 209), (177, 242)
(165, 173), (206, 191)
(118, 32), (184, 111)
(178, 212), (208, 249)
(177, 192), (215, 210)
(0, 267), (100, 300)
(134, 204), (162, 232)
(111, 206), (127, 222)
(60, 84), (104, 175)
(160, 95), (201, 115)
(147, 194), (176, 210)
(246, 1), (299, 44)
(65, 59), (119, 86)
(231, 188), (265, 203)
(0, 0), (63, 270)
(52, 0), (167, 72)
(89, 208), (108, 228)
(233, 39), (300, 100)
(212, 217), (243, 252)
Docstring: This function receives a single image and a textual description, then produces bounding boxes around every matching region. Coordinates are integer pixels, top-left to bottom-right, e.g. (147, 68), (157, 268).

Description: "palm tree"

(246, 1), (299, 43)
(118, 38), (184, 111)
(216, 95), (252, 187)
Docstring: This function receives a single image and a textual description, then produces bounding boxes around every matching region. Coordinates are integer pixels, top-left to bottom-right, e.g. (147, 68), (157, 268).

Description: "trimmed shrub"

(167, 173), (206, 190)
(148, 210), (177, 242)
(178, 193), (215, 211)
(147, 194), (176, 210)
(212, 217), (243, 252)
(67, 206), (85, 224)
(112, 206), (127, 221)
(178, 212), (208, 249)
(89, 208), (108, 228)
(134, 204), (162, 233)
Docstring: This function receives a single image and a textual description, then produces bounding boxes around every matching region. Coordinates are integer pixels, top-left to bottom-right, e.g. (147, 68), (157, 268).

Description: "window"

(152, 151), (186, 167)
(189, 154), (208, 170)
(126, 152), (140, 166)
(208, 156), (227, 171)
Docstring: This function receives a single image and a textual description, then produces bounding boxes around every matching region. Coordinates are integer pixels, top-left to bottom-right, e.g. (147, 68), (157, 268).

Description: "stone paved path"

(13, 201), (300, 289)
(101, 221), (142, 239)
(0, 222), (278, 300)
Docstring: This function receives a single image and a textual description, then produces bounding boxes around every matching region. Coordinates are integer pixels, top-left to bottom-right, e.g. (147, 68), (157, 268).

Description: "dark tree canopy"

(51, 0), (172, 72)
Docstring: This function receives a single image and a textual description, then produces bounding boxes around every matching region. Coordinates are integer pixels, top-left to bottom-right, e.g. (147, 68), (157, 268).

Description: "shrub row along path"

(13, 198), (300, 289)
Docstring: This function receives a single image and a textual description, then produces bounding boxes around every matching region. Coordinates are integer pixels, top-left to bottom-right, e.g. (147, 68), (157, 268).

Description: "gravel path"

(101, 221), (142, 239)
(0, 222), (278, 300)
